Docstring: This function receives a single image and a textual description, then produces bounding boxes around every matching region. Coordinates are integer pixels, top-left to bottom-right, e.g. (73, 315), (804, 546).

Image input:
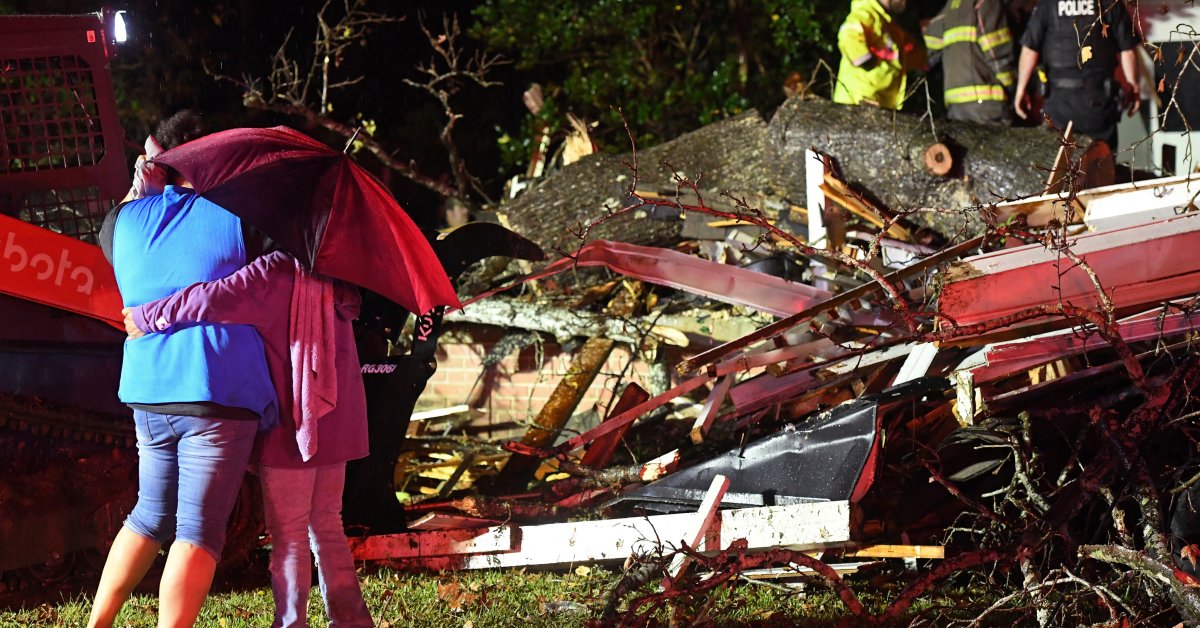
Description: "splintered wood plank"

(580, 383), (650, 469)
(639, 449), (681, 482)
(410, 404), (473, 422)
(892, 342), (939, 385)
(1045, 121), (1074, 195)
(409, 513), (504, 531)
(691, 375), (734, 444)
(665, 474), (731, 581)
(806, 149), (833, 289)
(366, 500), (855, 570)
(350, 525), (515, 561)
(837, 544), (945, 559)
(820, 174), (911, 241)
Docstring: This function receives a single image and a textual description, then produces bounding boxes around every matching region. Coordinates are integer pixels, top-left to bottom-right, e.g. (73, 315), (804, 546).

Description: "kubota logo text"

(3, 231), (97, 294)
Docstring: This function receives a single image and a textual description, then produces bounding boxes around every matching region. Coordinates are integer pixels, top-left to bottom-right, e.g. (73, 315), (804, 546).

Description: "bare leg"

(156, 542), (217, 628)
(87, 526), (162, 628)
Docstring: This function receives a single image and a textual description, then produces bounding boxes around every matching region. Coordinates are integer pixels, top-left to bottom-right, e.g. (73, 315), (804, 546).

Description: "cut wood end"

(639, 450), (682, 481)
(924, 143), (953, 176)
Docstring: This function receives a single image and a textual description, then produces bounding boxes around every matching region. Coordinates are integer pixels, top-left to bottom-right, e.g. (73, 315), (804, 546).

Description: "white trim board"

(352, 500), (854, 570)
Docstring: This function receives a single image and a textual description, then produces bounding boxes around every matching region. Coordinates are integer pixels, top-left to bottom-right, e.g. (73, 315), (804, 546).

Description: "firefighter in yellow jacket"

(834, 0), (926, 109)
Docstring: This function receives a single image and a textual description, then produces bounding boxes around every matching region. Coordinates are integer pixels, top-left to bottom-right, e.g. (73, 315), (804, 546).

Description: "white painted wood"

(1085, 177), (1200, 232)
(362, 500), (855, 570)
(820, 343), (915, 377)
(665, 474), (731, 580)
(891, 342), (938, 385)
(410, 404), (475, 422)
(806, 149), (830, 289)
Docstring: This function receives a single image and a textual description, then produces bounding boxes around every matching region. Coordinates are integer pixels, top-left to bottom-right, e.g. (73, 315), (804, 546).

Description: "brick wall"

(418, 326), (659, 440)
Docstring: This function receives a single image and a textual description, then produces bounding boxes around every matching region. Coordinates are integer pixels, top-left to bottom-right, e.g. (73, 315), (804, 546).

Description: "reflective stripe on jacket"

(924, 0), (1015, 110)
(945, 84), (1006, 104)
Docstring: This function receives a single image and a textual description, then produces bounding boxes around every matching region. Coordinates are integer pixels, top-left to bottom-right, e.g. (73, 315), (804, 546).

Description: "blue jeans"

(260, 463), (372, 628)
(124, 410), (258, 560)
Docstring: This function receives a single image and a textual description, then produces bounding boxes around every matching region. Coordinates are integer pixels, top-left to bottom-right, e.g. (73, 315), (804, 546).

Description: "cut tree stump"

(924, 143), (953, 176)
(767, 96), (1102, 238)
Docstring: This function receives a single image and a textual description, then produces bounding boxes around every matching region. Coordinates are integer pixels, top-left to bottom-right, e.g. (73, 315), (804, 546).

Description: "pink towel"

(289, 259), (338, 461)
(129, 135), (167, 199)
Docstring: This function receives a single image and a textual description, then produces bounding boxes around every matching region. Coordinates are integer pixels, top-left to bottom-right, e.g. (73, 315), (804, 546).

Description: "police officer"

(1012, 0), (1140, 147)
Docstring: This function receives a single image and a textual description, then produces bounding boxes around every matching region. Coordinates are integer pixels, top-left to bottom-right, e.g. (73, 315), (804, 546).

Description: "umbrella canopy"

(153, 126), (459, 314)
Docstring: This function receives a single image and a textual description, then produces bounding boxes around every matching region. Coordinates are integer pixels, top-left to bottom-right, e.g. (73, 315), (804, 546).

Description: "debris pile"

(358, 101), (1200, 622)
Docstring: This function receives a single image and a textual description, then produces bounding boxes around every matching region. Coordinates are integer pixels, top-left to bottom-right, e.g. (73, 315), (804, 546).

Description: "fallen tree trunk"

(446, 296), (678, 346)
(500, 111), (774, 254)
(766, 96), (1102, 237)
(500, 96), (1104, 250)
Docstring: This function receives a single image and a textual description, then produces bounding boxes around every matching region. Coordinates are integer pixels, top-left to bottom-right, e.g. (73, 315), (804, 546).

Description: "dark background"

(4, 0), (526, 227)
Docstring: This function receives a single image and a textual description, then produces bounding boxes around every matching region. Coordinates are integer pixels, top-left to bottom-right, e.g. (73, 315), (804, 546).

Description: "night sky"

(6, 0), (528, 227)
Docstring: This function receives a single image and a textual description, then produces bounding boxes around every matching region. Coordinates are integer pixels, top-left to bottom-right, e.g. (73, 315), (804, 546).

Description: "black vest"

(1042, 0), (1121, 81)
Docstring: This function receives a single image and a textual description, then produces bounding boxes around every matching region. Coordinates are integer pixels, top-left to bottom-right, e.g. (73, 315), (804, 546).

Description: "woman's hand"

(122, 307), (145, 339)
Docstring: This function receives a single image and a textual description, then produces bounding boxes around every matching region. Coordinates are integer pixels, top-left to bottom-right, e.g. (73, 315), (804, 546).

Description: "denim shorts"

(124, 410), (258, 560)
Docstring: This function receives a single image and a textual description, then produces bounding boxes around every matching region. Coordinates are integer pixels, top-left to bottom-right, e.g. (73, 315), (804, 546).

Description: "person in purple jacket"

(123, 250), (373, 628)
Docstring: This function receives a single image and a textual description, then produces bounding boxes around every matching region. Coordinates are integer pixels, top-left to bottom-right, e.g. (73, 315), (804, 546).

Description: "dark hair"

(154, 109), (206, 151)
(154, 110), (206, 183)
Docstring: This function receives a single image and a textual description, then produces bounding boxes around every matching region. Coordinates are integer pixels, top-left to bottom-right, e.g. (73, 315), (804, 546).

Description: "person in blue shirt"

(88, 111), (278, 628)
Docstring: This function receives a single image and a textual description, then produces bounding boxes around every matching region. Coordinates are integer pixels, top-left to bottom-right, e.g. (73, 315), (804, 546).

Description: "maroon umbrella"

(153, 126), (459, 314)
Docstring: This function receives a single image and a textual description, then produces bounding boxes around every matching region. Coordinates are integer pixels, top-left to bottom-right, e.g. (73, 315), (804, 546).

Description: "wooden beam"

(549, 374), (713, 456)
(350, 525), (515, 561)
(991, 171), (1195, 229)
(409, 513), (503, 531)
(820, 173), (912, 241)
(967, 308), (1200, 384)
(359, 501), (856, 570)
(806, 149), (833, 289)
(1085, 175), (1200, 232)
(836, 544), (945, 559)
(410, 404), (473, 422)
(892, 342), (939, 385)
(690, 375), (734, 444)
(665, 475), (731, 581)
(817, 343), (915, 377)
(1044, 121), (1074, 195)
(580, 383), (650, 469)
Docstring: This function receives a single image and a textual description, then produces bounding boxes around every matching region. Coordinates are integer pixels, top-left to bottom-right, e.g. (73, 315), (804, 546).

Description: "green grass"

(0, 566), (1010, 627)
